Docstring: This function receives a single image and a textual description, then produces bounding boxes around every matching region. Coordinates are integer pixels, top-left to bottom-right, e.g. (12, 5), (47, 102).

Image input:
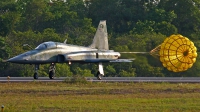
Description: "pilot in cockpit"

(35, 42), (56, 50)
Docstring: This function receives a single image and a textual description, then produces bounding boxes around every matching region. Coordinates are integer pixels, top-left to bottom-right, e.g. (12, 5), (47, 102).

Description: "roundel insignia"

(100, 24), (104, 28)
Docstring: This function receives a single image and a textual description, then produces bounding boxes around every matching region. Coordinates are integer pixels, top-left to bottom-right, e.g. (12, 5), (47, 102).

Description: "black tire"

(49, 71), (55, 79)
(34, 73), (38, 79)
(96, 72), (102, 80)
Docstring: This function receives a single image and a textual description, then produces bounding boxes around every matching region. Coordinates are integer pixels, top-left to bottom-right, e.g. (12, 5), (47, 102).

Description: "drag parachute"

(151, 34), (197, 72)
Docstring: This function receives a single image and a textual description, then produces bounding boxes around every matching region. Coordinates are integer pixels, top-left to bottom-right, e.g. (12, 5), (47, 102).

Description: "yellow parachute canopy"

(151, 34), (197, 72)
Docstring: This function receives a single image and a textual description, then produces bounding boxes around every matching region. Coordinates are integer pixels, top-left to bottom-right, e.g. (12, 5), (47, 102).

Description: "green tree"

(0, 37), (11, 76)
(0, 1), (21, 36)
(159, 0), (200, 36)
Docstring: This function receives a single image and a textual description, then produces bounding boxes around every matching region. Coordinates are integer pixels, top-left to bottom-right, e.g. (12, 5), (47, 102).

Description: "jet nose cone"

(7, 54), (29, 63)
(7, 51), (33, 64)
(7, 56), (22, 63)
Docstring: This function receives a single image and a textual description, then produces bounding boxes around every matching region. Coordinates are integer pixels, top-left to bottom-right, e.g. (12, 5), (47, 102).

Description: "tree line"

(1, 0), (200, 77)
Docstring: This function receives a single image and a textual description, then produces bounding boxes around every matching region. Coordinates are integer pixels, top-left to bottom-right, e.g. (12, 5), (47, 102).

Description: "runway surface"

(0, 77), (200, 83)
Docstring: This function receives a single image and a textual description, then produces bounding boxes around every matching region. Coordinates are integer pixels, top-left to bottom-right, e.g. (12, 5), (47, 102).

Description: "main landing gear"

(96, 62), (104, 80)
(33, 63), (56, 79)
(33, 62), (104, 80)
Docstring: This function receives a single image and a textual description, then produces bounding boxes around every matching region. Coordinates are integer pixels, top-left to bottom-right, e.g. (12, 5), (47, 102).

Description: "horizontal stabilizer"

(84, 59), (112, 63)
(120, 52), (149, 54)
(110, 59), (135, 62)
(83, 59), (135, 63)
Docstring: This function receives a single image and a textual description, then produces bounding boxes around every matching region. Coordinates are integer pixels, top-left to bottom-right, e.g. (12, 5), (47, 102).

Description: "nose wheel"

(34, 72), (38, 79)
(49, 71), (55, 79)
(33, 64), (39, 79)
(49, 63), (56, 79)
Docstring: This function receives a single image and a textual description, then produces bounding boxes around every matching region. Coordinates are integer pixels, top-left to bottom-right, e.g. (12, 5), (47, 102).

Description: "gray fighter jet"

(7, 20), (134, 80)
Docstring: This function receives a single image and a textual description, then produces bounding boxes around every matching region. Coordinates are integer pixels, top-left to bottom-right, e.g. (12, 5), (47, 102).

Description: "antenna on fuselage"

(64, 39), (67, 44)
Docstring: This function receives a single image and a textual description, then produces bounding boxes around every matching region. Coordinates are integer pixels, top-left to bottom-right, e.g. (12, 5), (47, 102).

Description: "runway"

(0, 77), (200, 83)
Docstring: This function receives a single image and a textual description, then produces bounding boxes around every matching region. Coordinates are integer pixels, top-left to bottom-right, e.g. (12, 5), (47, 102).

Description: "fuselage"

(7, 41), (121, 64)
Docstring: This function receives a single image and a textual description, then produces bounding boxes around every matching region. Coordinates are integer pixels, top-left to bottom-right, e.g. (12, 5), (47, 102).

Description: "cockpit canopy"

(35, 41), (57, 50)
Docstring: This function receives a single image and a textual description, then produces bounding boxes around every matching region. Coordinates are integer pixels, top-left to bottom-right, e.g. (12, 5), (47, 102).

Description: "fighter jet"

(7, 20), (135, 80)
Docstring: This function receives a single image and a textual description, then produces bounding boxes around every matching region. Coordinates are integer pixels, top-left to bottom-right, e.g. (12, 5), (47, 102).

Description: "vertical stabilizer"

(89, 20), (109, 50)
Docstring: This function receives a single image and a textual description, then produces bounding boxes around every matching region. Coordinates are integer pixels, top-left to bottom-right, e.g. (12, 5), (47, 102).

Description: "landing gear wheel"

(34, 64), (39, 79)
(97, 72), (103, 80)
(49, 63), (56, 79)
(49, 71), (55, 79)
(34, 72), (38, 79)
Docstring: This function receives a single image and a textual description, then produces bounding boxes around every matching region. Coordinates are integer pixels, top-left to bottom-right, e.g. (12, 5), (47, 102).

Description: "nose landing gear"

(49, 63), (56, 79)
(33, 63), (56, 79)
(33, 64), (39, 79)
